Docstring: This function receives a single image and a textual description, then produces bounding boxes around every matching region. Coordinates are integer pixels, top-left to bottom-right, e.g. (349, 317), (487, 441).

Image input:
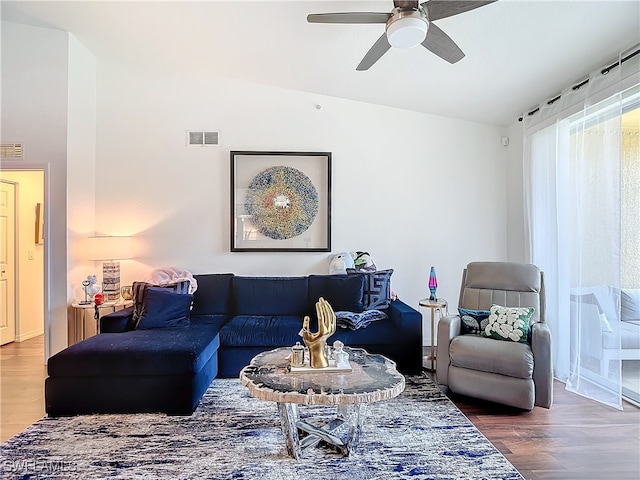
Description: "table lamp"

(87, 235), (133, 301)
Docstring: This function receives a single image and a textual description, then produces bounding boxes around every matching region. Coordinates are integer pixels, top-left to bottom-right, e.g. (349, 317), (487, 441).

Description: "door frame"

(0, 179), (17, 345)
(0, 161), (50, 361)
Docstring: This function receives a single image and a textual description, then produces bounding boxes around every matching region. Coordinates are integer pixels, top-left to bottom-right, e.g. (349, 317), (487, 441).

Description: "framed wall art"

(230, 151), (331, 252)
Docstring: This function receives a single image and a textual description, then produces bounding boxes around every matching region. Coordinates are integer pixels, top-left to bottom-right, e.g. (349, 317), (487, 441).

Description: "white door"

(0, 181), (17, 345)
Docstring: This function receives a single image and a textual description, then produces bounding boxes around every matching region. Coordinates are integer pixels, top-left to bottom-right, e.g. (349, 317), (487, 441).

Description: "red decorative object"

(94, 293), (105, 305)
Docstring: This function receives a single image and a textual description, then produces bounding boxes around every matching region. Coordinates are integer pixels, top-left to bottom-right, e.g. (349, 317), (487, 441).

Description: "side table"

(418, 298), (448, 372)
(69, 300), (132, 346)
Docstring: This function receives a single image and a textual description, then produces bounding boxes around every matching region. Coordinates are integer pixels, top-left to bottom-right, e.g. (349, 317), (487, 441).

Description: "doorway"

(0, 181), (17, 345)
(0, 167), (46, 359)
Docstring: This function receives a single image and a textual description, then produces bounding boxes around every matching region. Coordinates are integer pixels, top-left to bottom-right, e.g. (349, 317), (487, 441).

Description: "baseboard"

(16, 329), (44, 342)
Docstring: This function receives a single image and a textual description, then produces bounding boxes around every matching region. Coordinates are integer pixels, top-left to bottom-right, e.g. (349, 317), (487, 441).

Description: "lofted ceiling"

(2, 0), (639, 127)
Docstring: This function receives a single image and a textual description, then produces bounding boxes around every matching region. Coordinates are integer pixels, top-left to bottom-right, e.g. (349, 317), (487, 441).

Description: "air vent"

(1, 144), (23, 158)
(187, 131), (220, 147)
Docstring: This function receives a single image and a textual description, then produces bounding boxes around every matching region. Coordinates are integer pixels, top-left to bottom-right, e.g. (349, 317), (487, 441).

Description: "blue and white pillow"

(347, 269), (394, 310)
(458, 308), (491, 335)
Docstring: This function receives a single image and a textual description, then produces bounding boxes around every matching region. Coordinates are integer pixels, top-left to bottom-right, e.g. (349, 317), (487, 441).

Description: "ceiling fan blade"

(356, 33), (392, 71)
(307, 12), (390, 24)
(422, 1), (497, 21)
(394, 1), (419, 8)
(421, 23), (465, 63)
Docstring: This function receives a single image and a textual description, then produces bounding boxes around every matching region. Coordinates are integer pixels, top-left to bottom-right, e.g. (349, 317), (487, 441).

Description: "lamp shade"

(87, 236), (133, 261)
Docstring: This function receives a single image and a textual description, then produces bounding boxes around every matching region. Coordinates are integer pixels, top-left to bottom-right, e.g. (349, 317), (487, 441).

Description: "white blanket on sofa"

(143, 266), (198, 294)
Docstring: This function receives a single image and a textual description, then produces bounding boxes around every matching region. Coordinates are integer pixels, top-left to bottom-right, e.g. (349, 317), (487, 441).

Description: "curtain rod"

(518, 48), (640, 122)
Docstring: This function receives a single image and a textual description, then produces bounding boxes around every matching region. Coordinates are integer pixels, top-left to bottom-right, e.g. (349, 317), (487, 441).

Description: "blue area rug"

(0, 375), (523, 479)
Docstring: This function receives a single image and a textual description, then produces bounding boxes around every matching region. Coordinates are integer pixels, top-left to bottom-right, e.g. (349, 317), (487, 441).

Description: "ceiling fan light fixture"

(386, 17), (428, 49)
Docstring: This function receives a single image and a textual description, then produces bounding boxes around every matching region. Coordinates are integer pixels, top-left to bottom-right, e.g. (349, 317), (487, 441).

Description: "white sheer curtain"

(523, 46), (639, 409)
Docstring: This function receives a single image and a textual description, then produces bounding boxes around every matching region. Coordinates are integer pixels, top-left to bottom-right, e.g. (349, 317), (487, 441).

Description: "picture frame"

(230, 151), (331, 252)
(35, 202), (44, 244)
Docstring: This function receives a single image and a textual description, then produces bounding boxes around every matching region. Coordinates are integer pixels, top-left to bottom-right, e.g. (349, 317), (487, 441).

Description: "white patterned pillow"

(481, 304), (535, 343)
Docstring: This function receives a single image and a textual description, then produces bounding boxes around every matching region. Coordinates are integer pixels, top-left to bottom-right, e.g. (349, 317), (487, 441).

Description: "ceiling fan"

(307, 1), (497, 71)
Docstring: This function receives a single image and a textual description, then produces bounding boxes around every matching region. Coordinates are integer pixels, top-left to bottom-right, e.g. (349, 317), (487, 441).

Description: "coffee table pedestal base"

(277, 402), (366, 459)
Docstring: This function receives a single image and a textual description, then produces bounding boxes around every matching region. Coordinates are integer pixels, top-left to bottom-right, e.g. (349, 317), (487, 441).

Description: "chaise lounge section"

(45, 272), (422, 416)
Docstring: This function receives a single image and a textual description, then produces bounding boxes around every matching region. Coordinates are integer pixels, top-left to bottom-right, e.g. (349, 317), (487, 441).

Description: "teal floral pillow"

(481, 304), (535, 343)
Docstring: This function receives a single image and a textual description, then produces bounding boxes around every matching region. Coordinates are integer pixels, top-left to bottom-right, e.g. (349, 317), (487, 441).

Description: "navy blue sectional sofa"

(45, 273), (422, 416)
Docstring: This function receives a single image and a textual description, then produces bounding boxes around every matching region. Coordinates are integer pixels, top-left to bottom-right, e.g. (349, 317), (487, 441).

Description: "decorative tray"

(289, 361), (352, 374)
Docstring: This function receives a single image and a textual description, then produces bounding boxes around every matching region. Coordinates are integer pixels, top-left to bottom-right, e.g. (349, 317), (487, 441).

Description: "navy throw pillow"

(131, 280), (191, 327)
(348, 269), (394, 310)
(458, 308), (490, 335)
(136, 287), (193, 330)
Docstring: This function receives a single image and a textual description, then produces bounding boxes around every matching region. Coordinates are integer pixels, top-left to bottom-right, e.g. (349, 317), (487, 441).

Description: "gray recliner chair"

(436, 262), (553, 410)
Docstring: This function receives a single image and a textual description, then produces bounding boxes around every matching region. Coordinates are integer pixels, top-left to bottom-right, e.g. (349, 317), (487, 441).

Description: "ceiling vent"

(1, 144), (23, 159)
(187, 131), (220, 147)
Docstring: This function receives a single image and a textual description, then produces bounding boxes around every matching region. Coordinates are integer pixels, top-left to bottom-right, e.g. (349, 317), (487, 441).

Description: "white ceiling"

(2, 0), (639, 126)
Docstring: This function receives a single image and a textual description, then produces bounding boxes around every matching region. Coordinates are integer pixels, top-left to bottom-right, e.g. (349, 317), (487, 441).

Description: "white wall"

(2, 23), (98, 358)
(67, 33), (98, 300)
(1, 21), (69, 358)
(2, 21), (516, 355)
(0, 171), (44, 341)
(95, 61), (510, 318)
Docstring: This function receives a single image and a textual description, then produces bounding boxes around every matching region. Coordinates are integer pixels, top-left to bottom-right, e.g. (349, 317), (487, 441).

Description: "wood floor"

(437, 377), (640, 480)
(1, 337), (639, 480)
(0, 335), (47, 442)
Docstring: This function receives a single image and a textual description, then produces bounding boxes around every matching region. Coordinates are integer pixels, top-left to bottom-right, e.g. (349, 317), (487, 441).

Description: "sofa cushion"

(481, 304), (534, 343)
(136, 287), (193, 330)
(348, 269), (394, 310)
(602, 320), (640, 349)
(621, 288), (640, 322)
(191, 273), (234, 316)
(458, 308), (490, 335)
(48, 324), (220, 377)
(308, 274), (365, 312)
(232, 276), (309, 316)
(331, 317), (402, 346)
(189, 314), (230, 330)
(220, 315), (305, 347)
(450, 334), (534, 379)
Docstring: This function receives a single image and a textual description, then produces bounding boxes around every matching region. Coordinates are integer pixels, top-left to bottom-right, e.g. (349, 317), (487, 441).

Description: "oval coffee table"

(240, 346), (405, 459)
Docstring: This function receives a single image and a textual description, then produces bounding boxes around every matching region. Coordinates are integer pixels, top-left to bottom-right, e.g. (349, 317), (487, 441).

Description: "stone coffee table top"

(239, 346), (405, 406)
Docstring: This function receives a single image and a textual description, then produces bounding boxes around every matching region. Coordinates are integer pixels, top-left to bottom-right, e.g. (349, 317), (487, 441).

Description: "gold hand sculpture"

(302, 297), (337, 368)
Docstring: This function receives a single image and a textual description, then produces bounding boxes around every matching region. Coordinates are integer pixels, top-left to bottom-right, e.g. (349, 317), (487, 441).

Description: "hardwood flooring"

(0, 335), (47, 442)
(439, 377), (640, 480)
(1, 337), (639, 480)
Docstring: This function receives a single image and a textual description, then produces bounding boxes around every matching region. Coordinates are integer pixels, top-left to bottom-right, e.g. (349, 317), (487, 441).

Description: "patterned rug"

(0, 375), (523, 480)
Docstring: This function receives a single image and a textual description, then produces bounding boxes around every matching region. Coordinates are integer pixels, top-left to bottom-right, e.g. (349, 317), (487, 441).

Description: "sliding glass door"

(523, 46), (639, 408)
(620, 102), (639, 405)
(565, 86), (639, 407)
